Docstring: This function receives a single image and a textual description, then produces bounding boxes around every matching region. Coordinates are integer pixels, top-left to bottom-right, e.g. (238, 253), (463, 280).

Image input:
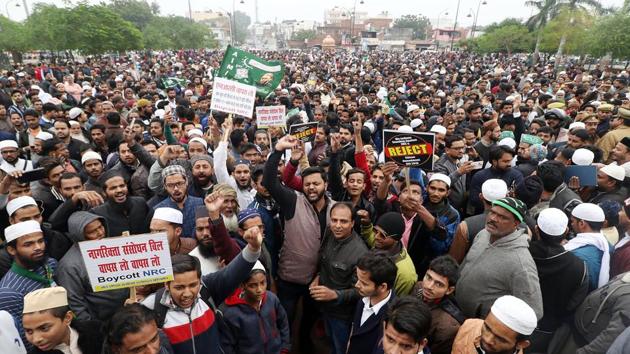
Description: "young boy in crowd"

(221, 261), (290, 354)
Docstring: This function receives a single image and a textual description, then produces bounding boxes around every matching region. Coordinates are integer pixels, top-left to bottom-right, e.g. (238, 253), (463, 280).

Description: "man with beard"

(88, 124), (109, 162)
(8, 90), (27, 118)
(212, 183), (240, 233)
(154, 165), (204, 238)
(473, 120), (501, 165)
(609, 136), (630, 166)
(434, 135), (475, 211)
(52, 120), (88, 162)
(0, 140), (33, 174)
(90, 171), (151, 237)
(81, 151), (104, 193)
(0, 221), (57, 319)
(109, 141), (140, 183)
(189, 155), (215, 198)
(515, 134), (546, 177)
(263, 134), (335, 354)
(452, 295), (538, 354)
(1, 196), (72, 275)
(150, 207), (196, 256)
(598, 108), (630, 162)
(468, 145), (524, 215)
(48, 172), (104, 233)
(215, 119), (256, 209)
(189, 192), (241, 274)
(456, 197), (543, 320)
(31, 157), (66, 219)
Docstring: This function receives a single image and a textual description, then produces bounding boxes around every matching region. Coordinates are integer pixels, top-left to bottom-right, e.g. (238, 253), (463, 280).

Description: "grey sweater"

(455, 228), (543, 320)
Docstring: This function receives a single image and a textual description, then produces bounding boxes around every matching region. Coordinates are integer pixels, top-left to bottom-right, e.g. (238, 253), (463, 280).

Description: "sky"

(5, 0), (626, 26)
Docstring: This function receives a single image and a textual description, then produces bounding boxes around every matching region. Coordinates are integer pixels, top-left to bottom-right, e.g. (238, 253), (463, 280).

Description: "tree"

(25, 4), (74, 52)
(24, 3), (142, 54)
(233, 11), (251, 45)
(474, 24), (533, 55)
(392, 14), (431, 40)
(291, 29), (316, 41)
(553, 0), (603, 57)
(0, 16), (29, 62)
(143, 16), (217, 49)
(586, 12), (630, 59)
(108, 0), (156, 30)
(68, 4), (143, 54)
(539, 8), (593, 56)
(526, 0), (559, 64)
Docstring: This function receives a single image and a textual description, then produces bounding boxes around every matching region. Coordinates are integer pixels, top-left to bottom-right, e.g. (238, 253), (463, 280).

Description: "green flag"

(216, 45), (285, 98)
(161, 77), (188, 89)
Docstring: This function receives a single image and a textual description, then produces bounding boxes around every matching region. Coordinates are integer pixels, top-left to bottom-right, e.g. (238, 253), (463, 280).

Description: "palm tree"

(526, 0), (559, 65)
(554, 0), (603, 58)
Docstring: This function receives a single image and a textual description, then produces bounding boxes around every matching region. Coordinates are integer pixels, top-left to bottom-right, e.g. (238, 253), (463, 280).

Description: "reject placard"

(256, 105), (286, 128)
(210, 77), (257, 118)
(289, 122), (318, 143)
(79, 233), (173, 292)
(383, 129), (435, 170)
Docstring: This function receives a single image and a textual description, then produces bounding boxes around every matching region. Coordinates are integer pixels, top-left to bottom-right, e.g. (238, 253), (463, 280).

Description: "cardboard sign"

(289, 122), (318, 143)
(79, 233), (173, 292)
(256, 105), (286, 128)
(383, 129), (435, 170)
(564, 165), (597, 187)
(210, 77), (256, 118)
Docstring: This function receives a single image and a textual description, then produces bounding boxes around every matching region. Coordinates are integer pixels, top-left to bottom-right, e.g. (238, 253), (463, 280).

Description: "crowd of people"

(0, 48), (629, 354)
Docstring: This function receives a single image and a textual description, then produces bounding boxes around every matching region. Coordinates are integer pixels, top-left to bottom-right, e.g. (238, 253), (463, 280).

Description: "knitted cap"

(375, 212), (405, 241)
(492, 197), (527, 222)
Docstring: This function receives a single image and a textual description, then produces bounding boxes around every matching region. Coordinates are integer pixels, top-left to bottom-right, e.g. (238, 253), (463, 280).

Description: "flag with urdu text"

(216, 45), (285, 98)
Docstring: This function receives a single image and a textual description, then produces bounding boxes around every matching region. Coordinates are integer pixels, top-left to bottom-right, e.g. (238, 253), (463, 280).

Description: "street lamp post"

(4, 0), (20, 20)
(435, 8), (448, 50)
(472, 0), (487, 38)
(349, 0), (364, 47)
(449, 0), (461, 51)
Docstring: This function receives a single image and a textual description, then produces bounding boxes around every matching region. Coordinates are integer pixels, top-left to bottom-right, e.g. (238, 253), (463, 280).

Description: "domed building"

(322, 35), (336, 51)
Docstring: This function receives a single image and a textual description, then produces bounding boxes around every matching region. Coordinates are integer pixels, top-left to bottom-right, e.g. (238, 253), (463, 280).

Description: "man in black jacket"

(529, 207), (589, 353)
(310, 202), (369, 354)
(90, 170), (152, 237)
(347, 252), (397, 354)
(22, 287), (104, 354)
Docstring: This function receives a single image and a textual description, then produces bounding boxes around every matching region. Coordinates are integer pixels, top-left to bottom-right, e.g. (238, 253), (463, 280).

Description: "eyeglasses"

(165, 181), (186, 190)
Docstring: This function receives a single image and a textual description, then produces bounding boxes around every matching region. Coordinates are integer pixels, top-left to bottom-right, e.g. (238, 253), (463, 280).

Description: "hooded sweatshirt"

(56, 211), (129, 322)
(221, 288), (290, 354)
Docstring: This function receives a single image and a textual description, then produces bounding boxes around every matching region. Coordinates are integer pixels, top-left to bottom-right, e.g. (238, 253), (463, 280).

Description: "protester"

(1, 45), (629, 354)
(451, 295), (538, 354)
(22, 286), (104, 353)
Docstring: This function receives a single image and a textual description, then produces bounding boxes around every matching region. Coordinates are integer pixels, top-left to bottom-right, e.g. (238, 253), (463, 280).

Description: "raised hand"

(243, 224), (263, 252)
(330, 132), (341, 153)
(275, 134), (297, 152)
(204, 192), (225, 220)
(72, 191), (105, 208)
(382, 161), (398, 182)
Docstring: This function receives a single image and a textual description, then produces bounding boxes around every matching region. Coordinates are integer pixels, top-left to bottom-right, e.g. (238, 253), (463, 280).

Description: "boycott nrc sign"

(79, 233), (173, 292)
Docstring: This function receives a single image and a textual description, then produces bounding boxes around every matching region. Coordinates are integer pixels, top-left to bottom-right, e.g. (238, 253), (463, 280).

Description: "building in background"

(192, 10), (232, 48)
